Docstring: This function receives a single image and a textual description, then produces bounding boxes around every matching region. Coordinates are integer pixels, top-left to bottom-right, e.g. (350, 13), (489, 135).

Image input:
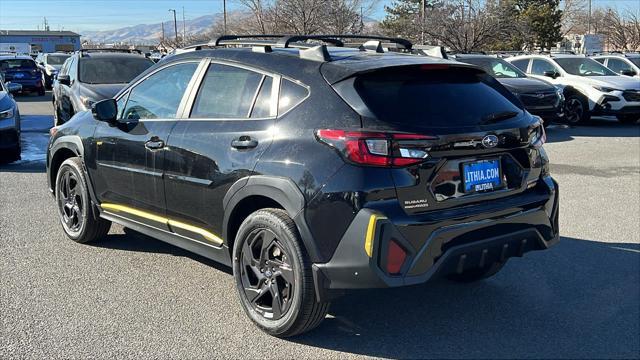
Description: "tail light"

(529, 119), (546, 149)
(316, 129), (437, 167)
(386, 239), (407, 275)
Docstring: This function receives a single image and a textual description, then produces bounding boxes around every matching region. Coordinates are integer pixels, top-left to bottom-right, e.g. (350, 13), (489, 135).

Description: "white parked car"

(592, 53), (640, 79)
(507, 54), (640, 124)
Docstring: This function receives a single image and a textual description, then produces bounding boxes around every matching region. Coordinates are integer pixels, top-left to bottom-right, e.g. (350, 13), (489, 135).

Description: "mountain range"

(81, 14), (219, 44)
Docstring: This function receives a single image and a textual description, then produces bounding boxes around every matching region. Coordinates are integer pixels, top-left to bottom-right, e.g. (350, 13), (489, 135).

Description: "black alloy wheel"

(564, 95), (589, 124)
(239, 228), (295, 320)
(57, 167), (84, 233)
(55, 157), (111, 243)
(233, 208), (329, 337)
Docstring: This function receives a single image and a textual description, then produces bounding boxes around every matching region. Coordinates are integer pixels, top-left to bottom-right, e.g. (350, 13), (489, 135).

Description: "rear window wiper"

(480, 111), (520, 125)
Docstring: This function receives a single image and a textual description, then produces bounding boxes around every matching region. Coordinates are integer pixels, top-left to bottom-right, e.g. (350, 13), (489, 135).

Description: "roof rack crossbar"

(277, 35), (412, 50)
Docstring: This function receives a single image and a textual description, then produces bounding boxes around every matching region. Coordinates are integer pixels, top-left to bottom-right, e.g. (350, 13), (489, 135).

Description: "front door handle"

(231, 136), (258, 149)
(145, 137), (165, 150)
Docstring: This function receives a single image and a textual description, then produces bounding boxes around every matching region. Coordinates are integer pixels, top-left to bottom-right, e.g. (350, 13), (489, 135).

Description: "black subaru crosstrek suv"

(46, 35), (559, 337)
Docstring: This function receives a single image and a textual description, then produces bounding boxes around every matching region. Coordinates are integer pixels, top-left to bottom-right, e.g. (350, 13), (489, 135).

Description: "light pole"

(223, 0), (227, 34)
(169, 9), (178, 42)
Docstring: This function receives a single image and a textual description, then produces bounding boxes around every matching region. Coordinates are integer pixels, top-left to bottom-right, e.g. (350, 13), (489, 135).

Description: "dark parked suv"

(53, 49), (154, 125)
(46, 35), (559, 337)
(452, 54), (564, 124)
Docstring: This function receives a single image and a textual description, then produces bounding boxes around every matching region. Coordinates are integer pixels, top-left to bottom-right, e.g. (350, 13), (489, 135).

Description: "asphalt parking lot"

(1, 93), (638, 359)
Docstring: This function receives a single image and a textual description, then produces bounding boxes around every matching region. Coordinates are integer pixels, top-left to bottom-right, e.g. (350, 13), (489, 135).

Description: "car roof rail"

(176, 34), (413, 62)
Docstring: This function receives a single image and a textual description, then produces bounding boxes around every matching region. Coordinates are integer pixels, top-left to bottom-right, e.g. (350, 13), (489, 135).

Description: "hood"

(80, 83), (126, 101)
(498, 77), (555, 94)
(579, 75), (640, 90)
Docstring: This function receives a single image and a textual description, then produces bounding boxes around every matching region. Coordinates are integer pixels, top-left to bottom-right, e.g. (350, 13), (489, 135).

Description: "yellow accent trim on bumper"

(100, 203), (223, 246)
(365, 214), (386, 257)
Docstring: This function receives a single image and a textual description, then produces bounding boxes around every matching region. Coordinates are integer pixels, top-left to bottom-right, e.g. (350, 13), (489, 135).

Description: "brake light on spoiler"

(316, 129), (437, 167)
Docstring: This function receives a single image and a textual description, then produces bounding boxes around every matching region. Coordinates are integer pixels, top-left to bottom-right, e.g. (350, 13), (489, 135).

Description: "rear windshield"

(79, 57), (153, 84)
(0, 59), (36, 71)
(355, 66), (523, 127)
(47, 55), (69, 65)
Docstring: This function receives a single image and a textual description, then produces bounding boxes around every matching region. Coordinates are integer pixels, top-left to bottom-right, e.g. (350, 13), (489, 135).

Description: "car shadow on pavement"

(90, 227), (233, 275)
(547, 118), (640, 144)
(14, 92), (53, 103)
(294, 237), (639, 358)
(0, 160), (46, 173)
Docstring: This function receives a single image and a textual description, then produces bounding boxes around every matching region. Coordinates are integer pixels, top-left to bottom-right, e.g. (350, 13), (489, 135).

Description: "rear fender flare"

(222, 176), (320, 262)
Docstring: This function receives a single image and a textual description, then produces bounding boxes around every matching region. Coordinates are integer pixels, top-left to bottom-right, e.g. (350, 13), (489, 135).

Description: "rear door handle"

(145, 137), (165, 150)
(231, 136), (258, 149)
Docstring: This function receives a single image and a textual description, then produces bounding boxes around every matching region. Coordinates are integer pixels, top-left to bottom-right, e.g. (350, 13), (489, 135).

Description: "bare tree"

(422, 0), (511, 52)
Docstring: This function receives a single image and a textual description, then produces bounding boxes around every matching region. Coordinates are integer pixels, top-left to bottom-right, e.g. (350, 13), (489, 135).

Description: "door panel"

(164, 62), (279, 243)
(88, 61), (201, 229)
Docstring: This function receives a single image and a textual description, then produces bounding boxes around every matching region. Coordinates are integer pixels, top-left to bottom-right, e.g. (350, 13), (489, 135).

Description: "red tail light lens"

(386, 239), (407, 275)
(316, 129), (437, 167)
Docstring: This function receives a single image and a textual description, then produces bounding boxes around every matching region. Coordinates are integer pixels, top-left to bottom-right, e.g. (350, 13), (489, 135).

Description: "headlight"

(0, 108), (14, 119)
(593, 85), (622, 93)
(80, 96), (96, 108)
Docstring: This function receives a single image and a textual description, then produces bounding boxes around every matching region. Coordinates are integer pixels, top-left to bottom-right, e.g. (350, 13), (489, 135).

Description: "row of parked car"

(1, 41), (639, 165)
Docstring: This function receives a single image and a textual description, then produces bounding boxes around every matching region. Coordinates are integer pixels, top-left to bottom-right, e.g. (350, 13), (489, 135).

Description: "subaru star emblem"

(482, 135), (499, 148)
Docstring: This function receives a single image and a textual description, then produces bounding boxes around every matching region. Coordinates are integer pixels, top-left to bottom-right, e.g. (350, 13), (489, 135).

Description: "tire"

(564, 93), (590, 124)
(447, 261), (507, 283)
(233, 208), (329, 337)
(0, 144), (20, 164)
(55, 157), (111, 243)
(616, 115), (639, 124)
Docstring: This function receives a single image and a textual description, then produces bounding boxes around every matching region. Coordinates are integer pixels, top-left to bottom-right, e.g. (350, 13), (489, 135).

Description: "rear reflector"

(386, 239), (407, 275)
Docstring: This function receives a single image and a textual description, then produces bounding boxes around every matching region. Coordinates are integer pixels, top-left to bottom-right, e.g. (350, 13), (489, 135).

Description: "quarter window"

(122, 62), (198, 120)
(278, 79), (309, 115)
(190, 64), (268, 119)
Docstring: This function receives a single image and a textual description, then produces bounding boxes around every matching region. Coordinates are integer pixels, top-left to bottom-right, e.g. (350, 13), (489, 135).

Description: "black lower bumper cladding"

(313, 178), (559, 301)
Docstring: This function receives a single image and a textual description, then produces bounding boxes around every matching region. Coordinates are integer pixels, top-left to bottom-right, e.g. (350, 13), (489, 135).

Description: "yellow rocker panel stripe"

(100, 203), (223, 246)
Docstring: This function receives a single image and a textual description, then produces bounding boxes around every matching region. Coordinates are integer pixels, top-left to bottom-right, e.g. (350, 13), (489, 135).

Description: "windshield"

(47, 55), (69, 65)
(78, 57), (153, 84)
(554, 58), (617, 76)
(0, 59), (36, 71)
(459, 57), (527, 78)
(355, 66), (523, 128)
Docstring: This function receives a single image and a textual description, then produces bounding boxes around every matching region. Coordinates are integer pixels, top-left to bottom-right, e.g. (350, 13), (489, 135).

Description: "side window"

(492, 62), (518, 77)
(278, 79), (309, 115)
(68, 58), (78, 81)
(531, 59), (558, 75)
(60, 58), (70, 76)
(250, 76), (273, 118)
(511, 59), (529, 72)
(606, 58), (632, 74)
(116, 91), (129, 120)
(122, 62), (198, 120)
(190, 64), (266, 119)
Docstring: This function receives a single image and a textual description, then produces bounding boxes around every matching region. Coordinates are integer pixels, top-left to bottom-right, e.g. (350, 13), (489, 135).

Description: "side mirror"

(620, 69), (637, 76)
(39, 62), (45, 66)
(543, 70), (559, 79)
(57, 74), (71, 86)
(91, 99), (118, 123)
(6, 82), (22, 94)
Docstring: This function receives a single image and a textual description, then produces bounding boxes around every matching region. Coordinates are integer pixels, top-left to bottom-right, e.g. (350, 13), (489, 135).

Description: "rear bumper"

(313, 177), (559, 299)
(11, 79), (43, 92)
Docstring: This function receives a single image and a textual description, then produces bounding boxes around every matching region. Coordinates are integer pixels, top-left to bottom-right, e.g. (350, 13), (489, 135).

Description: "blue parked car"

(0, 75), (22, 163)
(0, 54), (45, 96)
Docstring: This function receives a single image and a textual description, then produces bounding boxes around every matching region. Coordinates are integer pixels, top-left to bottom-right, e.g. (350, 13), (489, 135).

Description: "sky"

(0, 0), (639, 33)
